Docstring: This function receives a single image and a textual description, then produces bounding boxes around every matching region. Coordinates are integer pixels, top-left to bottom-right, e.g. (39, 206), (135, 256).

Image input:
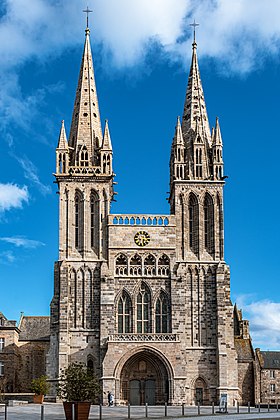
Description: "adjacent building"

(0, 312), (49, 393)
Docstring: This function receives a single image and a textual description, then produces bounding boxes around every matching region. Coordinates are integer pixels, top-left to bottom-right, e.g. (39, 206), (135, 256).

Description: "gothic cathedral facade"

(47, 26), (242, 406)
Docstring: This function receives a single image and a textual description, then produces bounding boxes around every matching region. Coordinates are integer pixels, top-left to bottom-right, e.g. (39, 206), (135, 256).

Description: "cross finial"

(190, 19), (199, 44)
(83, 6), (93, 29)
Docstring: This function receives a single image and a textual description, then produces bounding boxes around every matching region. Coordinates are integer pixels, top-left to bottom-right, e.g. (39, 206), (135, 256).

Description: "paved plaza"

(1, 404), (280, 420)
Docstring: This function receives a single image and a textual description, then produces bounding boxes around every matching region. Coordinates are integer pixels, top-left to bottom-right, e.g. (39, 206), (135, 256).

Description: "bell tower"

(47, 23), (114, 384)
(169, 34), (238, 402)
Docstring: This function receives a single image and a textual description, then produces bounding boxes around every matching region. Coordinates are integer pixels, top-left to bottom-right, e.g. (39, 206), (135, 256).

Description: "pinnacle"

(102, 120), (113, 150)
(57, 120), (68, 149)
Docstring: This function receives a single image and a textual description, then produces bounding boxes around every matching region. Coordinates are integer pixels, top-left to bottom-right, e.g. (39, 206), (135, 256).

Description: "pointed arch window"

(144, 254), (156, 276)
(189, 193), (199, 255)
(217, 195), (224, 259)
(115, 254), (128, 276)
(130, 255), (142, 276)
(90, 191), (99, 250)
(158, 255), (170, 276)
(195, 148), (203, 178)
(75, 191), (84, 250)
(155, 292), (169, 333)
(204, 193), (214, 256)
(80, 145), (89, 167)
(137, 283), (151, 333)
(118, 291), (132, 333)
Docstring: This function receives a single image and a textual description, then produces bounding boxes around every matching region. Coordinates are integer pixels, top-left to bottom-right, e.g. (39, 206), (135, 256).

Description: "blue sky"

(0, 0), (280, 349)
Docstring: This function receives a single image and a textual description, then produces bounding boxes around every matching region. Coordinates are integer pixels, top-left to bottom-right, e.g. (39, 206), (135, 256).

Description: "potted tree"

(31, 375), (49, 404)
(57, 362), (100, 420)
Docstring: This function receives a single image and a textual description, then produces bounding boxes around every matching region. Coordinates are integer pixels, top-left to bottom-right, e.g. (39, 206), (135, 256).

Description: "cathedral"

(45, 23), (255, 406)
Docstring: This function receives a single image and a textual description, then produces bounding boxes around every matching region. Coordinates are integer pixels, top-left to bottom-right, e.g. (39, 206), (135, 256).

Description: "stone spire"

(212, 117), (223, 146)
(57, 120), (68, 149)
(212, 117), (224, 179)
(102, 120), (112, 150)
(170, 116), (186, 182)
(68, 26), (103, 165)
(182, 40), (211, 146)
(173, 116), (184, 146)
(56, 120), (69, 174)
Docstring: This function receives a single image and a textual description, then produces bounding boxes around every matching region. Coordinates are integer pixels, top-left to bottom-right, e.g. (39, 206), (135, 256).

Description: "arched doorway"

(120, 350), (170, 405)
(193, 377), (209, 405)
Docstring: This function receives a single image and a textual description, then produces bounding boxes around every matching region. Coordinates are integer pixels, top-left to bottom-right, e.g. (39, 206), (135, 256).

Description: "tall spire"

(182, 40), (211, 146)
(69, 26), (103, 165)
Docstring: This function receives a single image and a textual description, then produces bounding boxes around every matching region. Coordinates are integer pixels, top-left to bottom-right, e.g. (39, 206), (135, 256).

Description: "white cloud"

(14, 156), (51, 196)
(0, 236), (45, 249)
(0, 183), (29, 212)
(0, 0), (280, 139)
(0, 250), (15, 264)
(236, 295), (280, 350)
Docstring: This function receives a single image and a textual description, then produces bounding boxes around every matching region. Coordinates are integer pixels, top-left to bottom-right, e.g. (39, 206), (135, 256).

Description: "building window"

(195, 148), (202, 178)
(270, 370), (275, 379)
(0, 338), (4, 352)
(189, 193), (199, 255)
(0, 361), (4, 376)
(118, 291), (132, 333)
(80, 145), (89, 167)
(155, 293), (169, 333)
(204, 193), (214, 256)
(270, 383), (276, 393)
(74, 191), (83, 250)
(137, 283), (151, 333)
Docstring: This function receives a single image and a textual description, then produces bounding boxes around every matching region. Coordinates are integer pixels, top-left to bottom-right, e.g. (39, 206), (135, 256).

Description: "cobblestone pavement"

(1, 403), (280, 420)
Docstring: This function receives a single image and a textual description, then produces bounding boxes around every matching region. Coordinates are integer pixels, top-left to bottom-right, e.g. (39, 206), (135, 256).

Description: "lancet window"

(155, 292), (169, 333)
(80, 145), (89, 167)
(189, 193), (199, 255)
(204, 193), (214, 256)
(195, 148), (203, 178)
(74, 190), (84, 250)
(136, 283), (151, 333)
(118, 291), (132, 333)
(90, 191), (99, 250)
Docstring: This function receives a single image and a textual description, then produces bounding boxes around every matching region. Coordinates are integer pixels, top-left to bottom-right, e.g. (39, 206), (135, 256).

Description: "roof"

(259, 351), (280, 369)
(0, 312), (17, 328)
(235, 338), (255, 361)
(19, 316), (50, 341)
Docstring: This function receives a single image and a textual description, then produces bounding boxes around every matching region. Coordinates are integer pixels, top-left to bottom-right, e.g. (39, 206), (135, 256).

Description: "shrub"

(31, 375), (49, 395)
(57, 362), (100, 403)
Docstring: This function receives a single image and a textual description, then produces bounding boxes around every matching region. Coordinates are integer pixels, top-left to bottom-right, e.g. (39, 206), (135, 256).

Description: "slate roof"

(19, 316), (50, 341)
(259, 351), (280, 369)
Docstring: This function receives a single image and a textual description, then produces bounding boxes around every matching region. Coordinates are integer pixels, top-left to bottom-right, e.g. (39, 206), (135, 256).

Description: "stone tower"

(48, 25), (240, 406)
(47, 25), (114, 384)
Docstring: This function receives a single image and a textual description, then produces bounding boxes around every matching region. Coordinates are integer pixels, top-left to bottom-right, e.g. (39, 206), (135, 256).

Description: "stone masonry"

(47, 24), (252, 406)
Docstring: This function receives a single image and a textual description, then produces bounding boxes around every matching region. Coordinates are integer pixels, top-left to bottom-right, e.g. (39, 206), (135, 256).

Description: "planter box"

(63, 402), (91, 420)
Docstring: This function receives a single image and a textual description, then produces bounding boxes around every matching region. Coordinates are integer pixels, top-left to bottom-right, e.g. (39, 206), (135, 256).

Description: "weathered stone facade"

(45, 25), (262, 407)
(255, 350), (280, 404)
(0, 312), (50, 393)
